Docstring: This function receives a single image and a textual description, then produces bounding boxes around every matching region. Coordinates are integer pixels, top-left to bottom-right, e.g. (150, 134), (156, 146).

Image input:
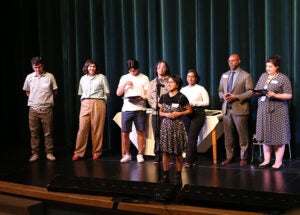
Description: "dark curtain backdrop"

(3, 0), (300, 157)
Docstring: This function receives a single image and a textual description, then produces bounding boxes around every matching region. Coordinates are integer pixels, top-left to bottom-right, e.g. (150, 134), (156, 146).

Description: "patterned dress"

(255, 72), (292, 145)
(159, 92), (189, 155)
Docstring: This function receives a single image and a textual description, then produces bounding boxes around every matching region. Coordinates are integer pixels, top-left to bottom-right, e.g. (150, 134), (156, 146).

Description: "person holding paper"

(116, 59), (150, 163)
(218, 53), (253, 167)
(253, 55), (292, 169)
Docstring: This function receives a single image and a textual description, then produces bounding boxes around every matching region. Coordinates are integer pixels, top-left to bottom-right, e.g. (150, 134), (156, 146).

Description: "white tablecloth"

(113, 109), (223, 156)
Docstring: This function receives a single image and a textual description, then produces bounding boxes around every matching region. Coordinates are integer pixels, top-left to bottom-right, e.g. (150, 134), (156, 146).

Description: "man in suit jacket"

(218, 53), (253, 167)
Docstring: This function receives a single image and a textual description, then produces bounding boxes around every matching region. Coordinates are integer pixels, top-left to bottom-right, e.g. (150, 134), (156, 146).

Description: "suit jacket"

(218, 67), (253, 115)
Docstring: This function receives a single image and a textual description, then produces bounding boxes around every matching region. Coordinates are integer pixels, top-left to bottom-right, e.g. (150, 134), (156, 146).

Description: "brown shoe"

(221, 158), (232, 166)
(240, 159), (247, 167)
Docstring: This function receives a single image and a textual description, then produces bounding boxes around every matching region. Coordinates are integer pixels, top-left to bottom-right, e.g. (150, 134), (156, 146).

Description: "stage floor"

(1, 145), (300, 214)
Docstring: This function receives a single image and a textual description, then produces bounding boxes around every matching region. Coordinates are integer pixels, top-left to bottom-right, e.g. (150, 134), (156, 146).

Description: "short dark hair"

(169, 74), (183, 90)
(127, 59), (139, 70)
(31, 56), (44, 66)
(266, 55), (281, 68)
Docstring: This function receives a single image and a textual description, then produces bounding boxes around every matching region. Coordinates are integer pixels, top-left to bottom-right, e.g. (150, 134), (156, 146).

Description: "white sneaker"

(46, 153), (56, 161)
(137, 154), (144, 163)
(29, 154), (39, 162)
(120, 154), (132, 163)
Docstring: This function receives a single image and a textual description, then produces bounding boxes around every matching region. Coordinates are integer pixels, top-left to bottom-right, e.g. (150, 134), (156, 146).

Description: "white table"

(113, 109), (223, 164)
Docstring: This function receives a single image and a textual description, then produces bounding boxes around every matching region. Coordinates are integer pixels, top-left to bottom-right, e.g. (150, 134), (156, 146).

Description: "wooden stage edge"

(0, 180), (263, 215)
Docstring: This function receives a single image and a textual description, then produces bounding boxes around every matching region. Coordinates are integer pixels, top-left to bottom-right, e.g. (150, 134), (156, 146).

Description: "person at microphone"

(147, 60), (170, 163)
(159, 74), (192, 185)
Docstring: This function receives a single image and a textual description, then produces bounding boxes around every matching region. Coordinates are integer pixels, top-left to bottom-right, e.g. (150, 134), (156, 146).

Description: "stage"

(1, 145), (300, 215)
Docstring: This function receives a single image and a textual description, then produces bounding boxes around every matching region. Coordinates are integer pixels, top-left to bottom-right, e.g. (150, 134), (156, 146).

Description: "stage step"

(47, 174), (178, 203)
(0, 194), (43, 215)
(179, 184), (300, 212)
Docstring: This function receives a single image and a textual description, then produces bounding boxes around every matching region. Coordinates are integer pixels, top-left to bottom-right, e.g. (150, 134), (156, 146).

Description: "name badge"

(271, 80), (278, 84)
(223, 74), (229, 79)
(172, 103), (179, 108)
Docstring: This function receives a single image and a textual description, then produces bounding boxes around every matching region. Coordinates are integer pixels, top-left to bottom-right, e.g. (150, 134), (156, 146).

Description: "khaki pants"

(74, 99), (106, 157)
(29, 107), (54, 155)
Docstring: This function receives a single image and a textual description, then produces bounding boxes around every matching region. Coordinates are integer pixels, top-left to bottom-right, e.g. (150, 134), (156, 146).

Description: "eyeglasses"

(167, 81), (175, 84)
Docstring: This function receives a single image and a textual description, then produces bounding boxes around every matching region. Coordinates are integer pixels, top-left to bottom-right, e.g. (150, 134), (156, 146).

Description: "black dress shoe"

(271, 164), (283, 170)
(257, 163), (270, 169)
(153, 154), (161, 164)
(161, 175), (170, 183)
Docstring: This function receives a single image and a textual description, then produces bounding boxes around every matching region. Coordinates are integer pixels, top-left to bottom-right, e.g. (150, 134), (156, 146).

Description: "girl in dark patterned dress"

(253, 55), (292, 170)
(158, 74), (192, 185)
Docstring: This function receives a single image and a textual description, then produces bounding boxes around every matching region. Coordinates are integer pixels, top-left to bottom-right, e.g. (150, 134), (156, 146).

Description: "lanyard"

(264, 73), (279, 89)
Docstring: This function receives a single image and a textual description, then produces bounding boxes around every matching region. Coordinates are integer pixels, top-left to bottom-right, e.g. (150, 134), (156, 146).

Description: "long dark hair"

(154, 60), (170, 76)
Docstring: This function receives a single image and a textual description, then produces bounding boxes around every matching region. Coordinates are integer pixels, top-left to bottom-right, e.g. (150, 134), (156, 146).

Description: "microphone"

(156, 83), (165, 87)
(156, 78), (164, 87)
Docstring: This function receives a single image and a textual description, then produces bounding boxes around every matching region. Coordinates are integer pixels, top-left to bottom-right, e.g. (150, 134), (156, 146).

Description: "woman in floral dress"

(159, 74), (192, 185)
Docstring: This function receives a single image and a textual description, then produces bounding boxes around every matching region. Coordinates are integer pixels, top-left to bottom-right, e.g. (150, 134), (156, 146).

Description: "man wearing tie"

(218, 54), (254, 167)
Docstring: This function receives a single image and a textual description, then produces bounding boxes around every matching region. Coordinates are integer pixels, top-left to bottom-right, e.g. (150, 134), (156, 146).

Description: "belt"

(192, 106), (204, 110)
(192, 106), (205, 113)
(82, 98), (104, 101)
(30, 107), (52, 112)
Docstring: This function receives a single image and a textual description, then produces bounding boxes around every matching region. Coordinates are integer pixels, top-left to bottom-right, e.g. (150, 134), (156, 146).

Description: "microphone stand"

(155, 77), (163, 182)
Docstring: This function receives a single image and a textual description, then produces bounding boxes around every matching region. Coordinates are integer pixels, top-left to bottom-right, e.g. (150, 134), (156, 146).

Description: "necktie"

(227, 71), (235, 109)
(228, 71), (235, 93)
